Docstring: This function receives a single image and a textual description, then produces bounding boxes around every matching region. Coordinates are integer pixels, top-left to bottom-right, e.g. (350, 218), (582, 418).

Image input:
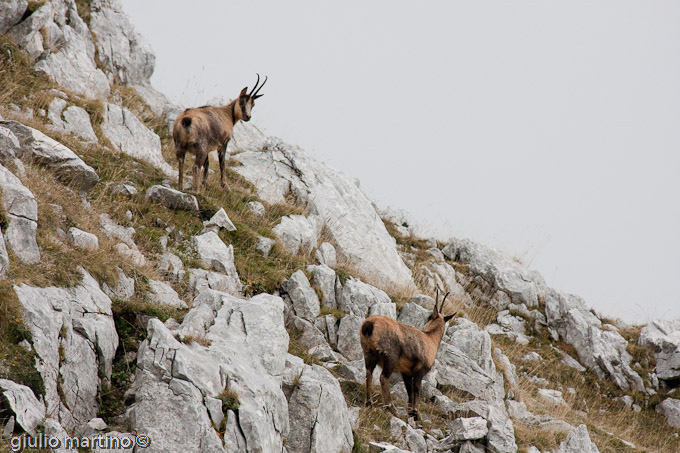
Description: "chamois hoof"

(364, 399), (373, 408)
(385, 404), (398, 416)
(408, 410), (420, 421)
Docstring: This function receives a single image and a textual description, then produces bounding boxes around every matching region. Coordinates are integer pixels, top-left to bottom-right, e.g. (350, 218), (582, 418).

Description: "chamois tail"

(361, 320), (374, 338)
(181, 117), (192, 128)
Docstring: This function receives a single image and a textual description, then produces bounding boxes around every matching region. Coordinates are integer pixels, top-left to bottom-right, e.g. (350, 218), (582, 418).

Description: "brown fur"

(359, 291), (454, 420)
(172, 76), (265, 192)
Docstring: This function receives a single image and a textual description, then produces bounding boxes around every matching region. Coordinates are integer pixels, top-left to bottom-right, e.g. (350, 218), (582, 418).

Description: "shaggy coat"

(172, 75), (266, 192)
(360, 291), (454, 420)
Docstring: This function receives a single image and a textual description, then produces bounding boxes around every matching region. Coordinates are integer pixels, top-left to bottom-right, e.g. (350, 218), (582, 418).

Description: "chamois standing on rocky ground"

(360, 290), (455, 420)
(172, 74), (267, 192)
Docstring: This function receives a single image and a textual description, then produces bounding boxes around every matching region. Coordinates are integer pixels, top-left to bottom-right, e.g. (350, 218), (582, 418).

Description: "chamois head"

(425, 289), (456, 329)
(237, 73), (267, 121)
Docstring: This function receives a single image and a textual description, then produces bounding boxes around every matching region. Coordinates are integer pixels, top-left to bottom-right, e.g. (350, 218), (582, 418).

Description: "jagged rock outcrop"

(656, 398), (680, 428)
(545, 290), (644, 391)
(128, 291), (290, 452)
(2, 120), (99, 191)
(432, 318), (517, 453)
(89, 0), (153, 85)
(0, 379), (46, 436)
(145, 184), (199, 212)
(101, 103), (175, 176)
(282, 355), (354, 453)
(232, 133), (414, 291)
(0, 1), (27, 34)
(0, 162), (40, 264)
(273, 214), (322, 255)
(47, 97), (98, 143)
(443, 238), (545, 309)
(640, 319), (680, 381)
(191, 232), (241, 295)
(338, 277), (392, 317)
(282, 270), (321, 321)
(557, 424), (600, 453)
(7, 0), (110, 98)
(14, 269), (118, 432)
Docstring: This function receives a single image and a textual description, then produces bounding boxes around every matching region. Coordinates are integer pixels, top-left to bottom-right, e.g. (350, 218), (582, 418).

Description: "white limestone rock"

(0, 163), (40, 264)
(101, 104), (176, 177)
(308, 264), (337, 309)
(282, 270), (321, 321)
(545, 290), (644, 391)
(145, 185), (199, 212)
(315, 241), (337, 267)
(47, 97), (98, 143)
(537, 389), (567, 406)
(14, 269), (118, 432)
(191, 232), (240, 288)
(233, 137), (414, 291)
(336, 314), (364, 361)
(282, 356), (354, 452)
(8, 0), (110, 98)
(397, 302), (430, 330)
(202, 208), (236, 232)
(0, 0), (27, 34)
(187, 268), (242, 297)
(442, 238), (545, 308)
(256, 236), (275, 256)
(338, 277), (392, 317)
(147, 279), (187, 309)
(273, 214), (323, 255)
(157, 252), (184, 282)
(67, 227), (99, 251)
(368, 302), (397, 319)
(102, 267), (134, 301)
(247, 200), (265, 216)
(446, 417), (488, 441)
(89, 0), (155, 85)
(0, 379), (46, 436)
(128, 292), (290, 453)
(1, 120), (99, 191)
(656, 398), (680, 428)
(557, 424), (600, 453)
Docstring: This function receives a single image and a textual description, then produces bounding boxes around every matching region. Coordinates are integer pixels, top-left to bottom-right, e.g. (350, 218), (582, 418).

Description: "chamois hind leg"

(380, 358), (397, 415)
(192, 150), (207, 192)
(217, 141), (229, 189)
(364, 350), (378, 407)
(175, 147), (186, 191)
(201, 157), (210, 190)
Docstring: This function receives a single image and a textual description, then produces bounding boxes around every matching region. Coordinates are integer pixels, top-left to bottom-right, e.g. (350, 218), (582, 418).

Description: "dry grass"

(491, 329), (680, 452)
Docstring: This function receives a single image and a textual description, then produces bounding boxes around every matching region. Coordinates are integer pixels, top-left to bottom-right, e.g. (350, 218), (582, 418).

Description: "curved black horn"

(441, 291), (450, 307)
(252, 75), (268, 97)
(248, 73), (261, 97)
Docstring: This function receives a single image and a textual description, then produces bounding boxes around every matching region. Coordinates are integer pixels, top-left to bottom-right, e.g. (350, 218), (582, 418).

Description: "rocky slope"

(0, 1), (679, 452)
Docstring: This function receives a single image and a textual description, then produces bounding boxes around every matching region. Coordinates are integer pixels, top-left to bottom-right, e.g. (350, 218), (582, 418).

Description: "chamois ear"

(239, 87), (249, 98)
(444, 313), (456, 322)
(253, 93), (264, 100)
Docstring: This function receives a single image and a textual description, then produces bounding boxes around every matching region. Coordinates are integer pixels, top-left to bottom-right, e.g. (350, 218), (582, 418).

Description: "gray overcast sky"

(120, 0), (680, 324)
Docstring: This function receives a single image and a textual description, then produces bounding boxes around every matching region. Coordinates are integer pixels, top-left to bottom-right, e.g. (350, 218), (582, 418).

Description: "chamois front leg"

(364, 351), (378, 407)
(176, 151), (185, 191)
(217, 140), (229, 189)
(192, 151), (208, 192)
(410, 374), (425, 421)
(201, 157), (210, 190)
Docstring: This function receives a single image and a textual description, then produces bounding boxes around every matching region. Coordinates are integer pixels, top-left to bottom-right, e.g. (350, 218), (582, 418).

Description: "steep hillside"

(0, 1), (679, 453)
